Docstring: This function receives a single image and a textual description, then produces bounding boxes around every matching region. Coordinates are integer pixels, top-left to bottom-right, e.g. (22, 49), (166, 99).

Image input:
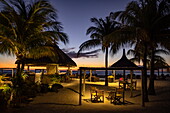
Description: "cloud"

(62, 47), (75, 53)
(62, 48), (101, 58)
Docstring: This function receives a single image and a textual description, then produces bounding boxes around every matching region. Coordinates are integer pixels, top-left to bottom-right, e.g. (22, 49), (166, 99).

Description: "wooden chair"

(110, 88), (124, 104)
(119, 80), (127, 89)
(90, 86), (104, 102)
(127, 81), (137, 90)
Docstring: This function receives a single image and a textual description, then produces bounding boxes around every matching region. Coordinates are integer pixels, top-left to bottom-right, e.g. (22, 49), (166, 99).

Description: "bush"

(0, 85), (11, 109)
(40, 84), (50, 93)
(51, 84), (63, 92)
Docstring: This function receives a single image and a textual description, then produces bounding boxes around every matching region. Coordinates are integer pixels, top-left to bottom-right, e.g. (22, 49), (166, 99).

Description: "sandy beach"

(3, 77), (170, 113)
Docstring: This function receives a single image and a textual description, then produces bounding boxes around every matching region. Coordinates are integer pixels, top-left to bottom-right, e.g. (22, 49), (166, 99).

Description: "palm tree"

(111, 0), (170, 103)
(127, 47), (150, 67)
(78, 16), (121, 86)
(127, 48), (169, 73)
(0, 0), (68, 106)
(0, 0), (68, 76)
(143, 0), (170, 95)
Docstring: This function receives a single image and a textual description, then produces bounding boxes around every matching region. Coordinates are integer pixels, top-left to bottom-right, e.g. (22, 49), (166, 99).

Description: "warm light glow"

(0, 63), (16, 68)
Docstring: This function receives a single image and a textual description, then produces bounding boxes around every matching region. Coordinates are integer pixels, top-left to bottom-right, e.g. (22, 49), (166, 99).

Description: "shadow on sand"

(36, 103), (79, 106)
(67, 88), (83, 96)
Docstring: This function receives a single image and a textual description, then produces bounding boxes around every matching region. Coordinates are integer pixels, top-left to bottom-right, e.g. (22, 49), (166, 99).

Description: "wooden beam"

(79, 69), (82, 105)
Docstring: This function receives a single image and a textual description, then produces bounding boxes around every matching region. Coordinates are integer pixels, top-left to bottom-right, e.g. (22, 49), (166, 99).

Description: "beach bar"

(79, 49), (143, 105)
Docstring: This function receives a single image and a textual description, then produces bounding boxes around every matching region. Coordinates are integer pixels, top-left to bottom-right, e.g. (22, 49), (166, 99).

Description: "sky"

(0, 0), (169, 69)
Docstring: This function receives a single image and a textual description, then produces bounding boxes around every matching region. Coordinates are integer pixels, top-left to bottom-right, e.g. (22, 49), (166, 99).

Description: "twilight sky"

(0, 0), (169, 69)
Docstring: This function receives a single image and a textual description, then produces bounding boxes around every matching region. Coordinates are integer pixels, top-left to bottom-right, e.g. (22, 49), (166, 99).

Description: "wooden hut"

(110, 49), (138, 79)
(110, 49), (140, 97)
(15, 45), (77, 75)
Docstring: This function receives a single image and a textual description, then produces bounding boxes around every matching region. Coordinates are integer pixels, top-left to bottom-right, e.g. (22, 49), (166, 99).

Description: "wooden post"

(123, 70), (125, 80)
(83, 70), (86, 96)
(112, 70), (116, 82)
(79, 69), (82, 105)
(123, 70), (126, 90)
(12, 68), (14, 77)
(158, 69), (160, 79)
(90, 70), (92, 82)
(27, 66), (30, 71)
(141, 69), (145, 107)
(161, 68), (163, 75)
(56, 64), (59, 74)
(130, 70), (133, 97)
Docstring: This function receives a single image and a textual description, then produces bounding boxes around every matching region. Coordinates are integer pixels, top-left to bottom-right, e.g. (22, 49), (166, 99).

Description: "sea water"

(1, 69), (169, 77)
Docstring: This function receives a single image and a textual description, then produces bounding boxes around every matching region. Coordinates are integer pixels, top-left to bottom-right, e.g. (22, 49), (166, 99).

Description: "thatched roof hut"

(110, 49), (138, 68)
(15, 45), (76, 67)
(110, 49), (139, 84)
(15, 45), (76, 74)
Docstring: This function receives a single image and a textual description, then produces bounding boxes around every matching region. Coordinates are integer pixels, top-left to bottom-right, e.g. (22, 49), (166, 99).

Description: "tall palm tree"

(0, 0), (68, 106)
(143, 0), (170, 95)
(78, 16), (121, 86)
(111, 0), (170, 103)
(0, 0), (68, 76)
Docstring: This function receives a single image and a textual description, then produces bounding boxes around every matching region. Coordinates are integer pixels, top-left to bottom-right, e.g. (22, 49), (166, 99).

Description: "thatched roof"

(110, 49), (138, 68)
(15, 45), (77, 67)
(154, 61), (169, 69)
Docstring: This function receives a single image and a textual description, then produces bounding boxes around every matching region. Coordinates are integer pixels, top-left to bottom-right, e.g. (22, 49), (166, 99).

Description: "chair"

(88, 76), (100, 82)
(110, 88), (124, 104)
(119, 80), (127, 89)
(127, 81), (137, 90)
(106, 87), (116, 100)
(90, 86), (104, 102)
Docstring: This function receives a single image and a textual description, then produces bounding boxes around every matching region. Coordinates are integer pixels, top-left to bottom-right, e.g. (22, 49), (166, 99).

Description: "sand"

(3, 77), (170, 113)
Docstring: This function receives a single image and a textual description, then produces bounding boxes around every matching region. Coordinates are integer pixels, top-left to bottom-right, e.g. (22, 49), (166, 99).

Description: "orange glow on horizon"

(0, 63), (104, 70)
(0, 63), (16, 68)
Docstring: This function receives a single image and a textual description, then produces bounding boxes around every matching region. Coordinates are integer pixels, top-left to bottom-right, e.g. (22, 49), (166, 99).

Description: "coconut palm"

(0, 0), (68, 106)
(127, 48), (169, 71)
(143, 0), (170, 95)
(78, 16), (121, 86)
(0, 0), (68, 76)
(110, 0), (170, 103)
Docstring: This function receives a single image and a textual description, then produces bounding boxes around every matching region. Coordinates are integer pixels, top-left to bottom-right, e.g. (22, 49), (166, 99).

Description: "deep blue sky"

(49, 0), (136, 67)
(50, 0), (131, 49)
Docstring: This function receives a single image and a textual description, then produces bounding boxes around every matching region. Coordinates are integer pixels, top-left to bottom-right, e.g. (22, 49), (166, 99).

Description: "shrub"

(0, 85), (11, 109)
(40, 84), (50, 93)
(51, 84), (63, 92)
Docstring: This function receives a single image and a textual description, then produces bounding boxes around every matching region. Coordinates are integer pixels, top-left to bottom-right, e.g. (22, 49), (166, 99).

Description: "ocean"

(1, 69), (169, 77)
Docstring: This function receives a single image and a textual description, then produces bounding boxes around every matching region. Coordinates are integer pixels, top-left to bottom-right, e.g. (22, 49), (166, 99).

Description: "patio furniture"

(90, 86), (104, 102)
(109, 88), (124, 104)
(119, 80), (130, 90)
(106, 87), (116, 100)
(126, 81), (137, 90)
(88, 76), (100, 82)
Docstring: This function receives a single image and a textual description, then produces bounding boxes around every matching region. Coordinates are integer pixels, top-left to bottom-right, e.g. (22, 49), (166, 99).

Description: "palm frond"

(77, 39), (101, 57)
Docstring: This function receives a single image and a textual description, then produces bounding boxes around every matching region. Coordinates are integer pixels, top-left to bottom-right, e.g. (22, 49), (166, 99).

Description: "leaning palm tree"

(0, 0), (68, 106)
(78, 16), (121, 86)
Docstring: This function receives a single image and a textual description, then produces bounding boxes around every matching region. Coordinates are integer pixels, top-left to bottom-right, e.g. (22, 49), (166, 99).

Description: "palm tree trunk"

(143, 43), (149, 102)
(21, 62), (25, 74)
(105, 47), (108, 86)
(16, 62), (21, 77)
(148, 49), (156, 95)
